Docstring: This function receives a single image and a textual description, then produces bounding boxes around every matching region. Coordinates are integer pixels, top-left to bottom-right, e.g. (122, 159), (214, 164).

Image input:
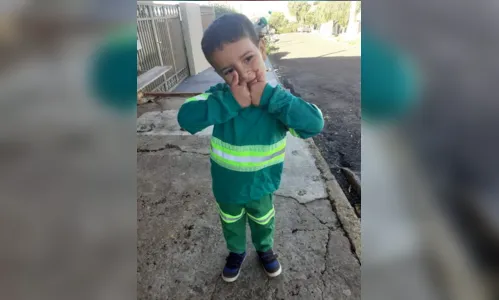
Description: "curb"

(267, 56), (361, 262)
(341, 167), (361, 197)
(307, 139), (361, 262)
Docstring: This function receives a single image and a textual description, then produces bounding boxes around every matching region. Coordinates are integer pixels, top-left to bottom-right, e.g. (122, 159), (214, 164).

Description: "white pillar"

(179, 3), (211, 75)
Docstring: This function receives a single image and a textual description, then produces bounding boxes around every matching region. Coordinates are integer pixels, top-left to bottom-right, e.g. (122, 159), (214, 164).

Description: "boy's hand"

(230, 71), (252, 108)
(249, 69), (267, 107)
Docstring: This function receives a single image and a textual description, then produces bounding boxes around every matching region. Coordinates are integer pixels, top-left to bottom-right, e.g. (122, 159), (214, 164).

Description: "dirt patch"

(271, 61), (361, 214)
(313, 111), (361, 215)
(269, 34), (361, 213)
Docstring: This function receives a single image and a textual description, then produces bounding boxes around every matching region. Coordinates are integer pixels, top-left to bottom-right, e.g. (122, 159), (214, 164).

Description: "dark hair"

(201, 13), (259, 64)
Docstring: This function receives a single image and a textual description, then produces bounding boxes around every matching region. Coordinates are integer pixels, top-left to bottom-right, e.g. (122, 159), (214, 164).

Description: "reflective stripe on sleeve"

(184, 93), (211, 103)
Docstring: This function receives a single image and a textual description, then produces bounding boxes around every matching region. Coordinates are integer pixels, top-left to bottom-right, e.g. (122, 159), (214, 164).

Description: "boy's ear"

(258, 38), (267, 60)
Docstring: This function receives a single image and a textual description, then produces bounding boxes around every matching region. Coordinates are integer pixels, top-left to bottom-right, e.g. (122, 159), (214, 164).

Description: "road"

(269, 33), (361, 211)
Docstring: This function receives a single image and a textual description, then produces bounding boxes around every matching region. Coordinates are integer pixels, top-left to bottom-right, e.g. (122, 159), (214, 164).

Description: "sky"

(151, 1), (298, 20)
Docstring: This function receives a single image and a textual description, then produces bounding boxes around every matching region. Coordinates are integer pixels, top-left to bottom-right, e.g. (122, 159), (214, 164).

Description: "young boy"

(177, 13), (324, 282)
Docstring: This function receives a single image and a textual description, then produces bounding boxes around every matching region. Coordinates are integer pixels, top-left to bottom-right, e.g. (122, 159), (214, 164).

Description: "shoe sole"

(264, 264), (282, 277)
(221, 256), (246, 283)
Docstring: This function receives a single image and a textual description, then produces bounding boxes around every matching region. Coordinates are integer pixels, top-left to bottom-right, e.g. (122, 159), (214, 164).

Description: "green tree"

(316, 1), (350, 27)
(212, 4), (237, 19)
(287, 1), (311, 23)
(303, 10), (321, 28)
(268, 12), (289, 33)
(285, 22), (299, 33)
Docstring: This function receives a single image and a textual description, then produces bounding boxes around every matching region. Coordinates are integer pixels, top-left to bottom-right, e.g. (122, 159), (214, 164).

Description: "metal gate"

(137, 3), (190, 92)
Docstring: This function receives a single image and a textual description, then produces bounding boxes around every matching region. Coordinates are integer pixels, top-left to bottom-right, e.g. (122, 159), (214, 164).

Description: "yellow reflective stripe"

(210, 137), (286, 157)
(289, 128), (300, 138)
(210, 137), (287, 172)
(216, 203), (245, 223)
(247, 206), (275, 225)
(184, 93), (211, 103)
(211, 146), (286, 163)
(211, 151), (285, 172)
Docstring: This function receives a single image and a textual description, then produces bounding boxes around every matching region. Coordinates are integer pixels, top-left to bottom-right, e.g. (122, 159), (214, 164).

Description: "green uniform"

(177, 83), (324, 253)
(90, 24), (137, 112)
(361, 30), (420, 121)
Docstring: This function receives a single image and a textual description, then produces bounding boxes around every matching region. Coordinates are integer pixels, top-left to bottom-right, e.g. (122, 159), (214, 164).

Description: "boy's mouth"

(248, 78), (257, 85)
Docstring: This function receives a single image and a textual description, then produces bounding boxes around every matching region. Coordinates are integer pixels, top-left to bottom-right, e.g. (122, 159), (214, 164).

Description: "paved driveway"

(137, 114), (361, 300)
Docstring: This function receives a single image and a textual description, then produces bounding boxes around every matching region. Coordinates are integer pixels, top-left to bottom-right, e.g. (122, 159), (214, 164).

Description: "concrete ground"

(137, 61), (360, 299)
(269, 33), (360, 210)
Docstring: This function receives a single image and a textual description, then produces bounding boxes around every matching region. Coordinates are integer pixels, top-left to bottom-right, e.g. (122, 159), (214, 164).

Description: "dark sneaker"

(257, 250), (282, 277)
(222, 252), (246, 282)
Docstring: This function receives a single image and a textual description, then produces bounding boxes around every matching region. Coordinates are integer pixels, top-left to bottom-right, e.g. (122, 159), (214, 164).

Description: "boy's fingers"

(230, 71), (239, 87)
(238, 76), (248, 87)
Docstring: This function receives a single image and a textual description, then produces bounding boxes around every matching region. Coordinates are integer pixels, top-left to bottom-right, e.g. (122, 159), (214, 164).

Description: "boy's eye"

(245, 56), (253, 63)
(223, 68), (234, 76)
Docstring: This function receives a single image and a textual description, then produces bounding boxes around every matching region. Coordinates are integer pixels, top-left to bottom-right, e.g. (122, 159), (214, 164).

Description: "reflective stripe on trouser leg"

(216, 202), (247, 254)
(246, 194), (275, 252)
(216, 202), (245, 223)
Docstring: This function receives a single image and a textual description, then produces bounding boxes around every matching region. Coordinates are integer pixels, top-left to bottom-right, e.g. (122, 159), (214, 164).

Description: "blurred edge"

(400, 133), (494, 300)
(363, 0), (499, 299)
(0, 1), (137, 300)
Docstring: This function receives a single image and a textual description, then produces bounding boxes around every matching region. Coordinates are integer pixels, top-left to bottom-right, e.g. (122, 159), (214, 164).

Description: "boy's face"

(210, 37), (267, 86)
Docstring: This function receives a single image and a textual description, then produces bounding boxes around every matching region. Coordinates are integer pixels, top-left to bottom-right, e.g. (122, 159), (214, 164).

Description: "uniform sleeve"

(177, 84), (241, 135)
(260, 84), (324, 139)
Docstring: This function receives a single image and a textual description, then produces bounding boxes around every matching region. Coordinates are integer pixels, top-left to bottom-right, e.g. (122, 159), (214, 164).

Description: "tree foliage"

(286, 1), (359, 30)
(212, 4), (237, 19)
(268, 12), (287, 31)
(302, 10), (321, 28)
(302, 12), (315, 26)
(287, 1), (311, 23)
(268, 12), (297, 34)
(316, 1), (350, 27)
(269, 1), (360, 34)
(299, 1), (358, 29)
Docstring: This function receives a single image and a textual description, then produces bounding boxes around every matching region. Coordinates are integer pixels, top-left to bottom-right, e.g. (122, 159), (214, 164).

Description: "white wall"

(179, 3), (211, 75)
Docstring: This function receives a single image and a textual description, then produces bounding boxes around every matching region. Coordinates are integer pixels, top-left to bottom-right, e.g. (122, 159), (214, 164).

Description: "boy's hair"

(201, 13), (259, 65)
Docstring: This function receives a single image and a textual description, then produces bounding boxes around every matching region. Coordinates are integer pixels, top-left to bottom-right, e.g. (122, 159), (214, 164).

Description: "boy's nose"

(239, 72), (250, 82)
(239, 71), (254, 82)
(234, 65), (253, 82)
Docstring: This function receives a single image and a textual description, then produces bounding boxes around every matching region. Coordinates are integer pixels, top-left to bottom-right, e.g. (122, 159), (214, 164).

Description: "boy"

(177, 13), (324, 282)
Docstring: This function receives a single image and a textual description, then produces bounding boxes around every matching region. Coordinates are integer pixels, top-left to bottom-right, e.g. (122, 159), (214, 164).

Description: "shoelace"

(226, 253), (245, 269)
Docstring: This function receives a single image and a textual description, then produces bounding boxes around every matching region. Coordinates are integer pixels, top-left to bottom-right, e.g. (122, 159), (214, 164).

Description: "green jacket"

(177, 83), (324, 203)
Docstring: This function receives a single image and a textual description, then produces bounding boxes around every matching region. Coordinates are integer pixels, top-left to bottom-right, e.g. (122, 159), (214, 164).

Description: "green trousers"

(216, 194), (275, 254)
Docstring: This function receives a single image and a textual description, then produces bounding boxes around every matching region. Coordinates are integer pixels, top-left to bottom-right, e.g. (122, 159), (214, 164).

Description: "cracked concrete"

(308, 138), (362, 261)
(284, 196), (339, 230)
(137, 71), (360, 299)
(137, 141), (360, 299)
